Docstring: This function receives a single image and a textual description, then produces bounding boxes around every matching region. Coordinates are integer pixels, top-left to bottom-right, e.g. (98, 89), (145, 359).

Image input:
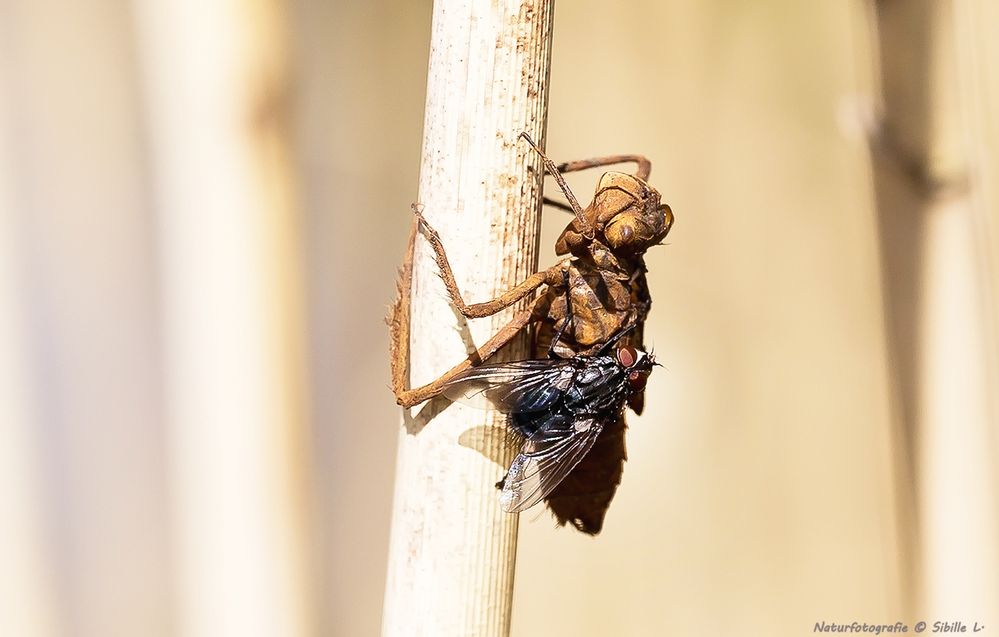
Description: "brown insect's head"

(556, 172), (673, 257)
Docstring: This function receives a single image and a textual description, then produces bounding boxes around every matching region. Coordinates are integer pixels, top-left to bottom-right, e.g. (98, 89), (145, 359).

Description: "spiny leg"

(388, 214), (418, 405)
(412, 205), (564, 318)
(390, 205), (558, 407)
(542, 153), (653, 213)
(519, 132), (593, 238)
(393, 306), (536, 408)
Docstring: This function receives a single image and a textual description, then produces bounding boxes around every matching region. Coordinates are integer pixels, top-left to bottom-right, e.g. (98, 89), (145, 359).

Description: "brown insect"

(389, 133), (673, 533)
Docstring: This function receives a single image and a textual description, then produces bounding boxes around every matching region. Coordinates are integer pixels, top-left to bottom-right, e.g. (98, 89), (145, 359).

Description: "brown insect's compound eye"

(617, 345), (638, 368)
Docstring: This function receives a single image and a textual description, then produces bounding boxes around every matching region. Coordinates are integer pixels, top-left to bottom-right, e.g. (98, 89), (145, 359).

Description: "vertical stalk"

(869, 0), (999, 621)
(382, 1), (554, 636)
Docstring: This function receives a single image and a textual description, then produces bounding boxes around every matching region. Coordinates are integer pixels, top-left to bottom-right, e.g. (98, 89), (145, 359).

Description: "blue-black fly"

(442, 330), (656, 532)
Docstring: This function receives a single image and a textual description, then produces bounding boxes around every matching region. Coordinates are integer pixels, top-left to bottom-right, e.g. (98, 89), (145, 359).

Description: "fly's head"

(614, 344), (656, 393)
(556, 172), (673, 258)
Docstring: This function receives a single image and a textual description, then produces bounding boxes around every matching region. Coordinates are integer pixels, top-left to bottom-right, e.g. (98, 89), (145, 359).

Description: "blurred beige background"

(2, 0), (998, 636)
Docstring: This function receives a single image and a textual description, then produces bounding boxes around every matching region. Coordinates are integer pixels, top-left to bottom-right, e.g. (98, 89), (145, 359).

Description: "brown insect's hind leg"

(388, 214), (419, 405)
(412, 205), (564, 319)
(390, 205), (562, 408)
(391, 300), (535, 408)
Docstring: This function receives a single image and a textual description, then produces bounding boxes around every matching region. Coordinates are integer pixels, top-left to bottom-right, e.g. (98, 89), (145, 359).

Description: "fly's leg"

(413, 205), (565, 318)
(547, 269), (573, 359)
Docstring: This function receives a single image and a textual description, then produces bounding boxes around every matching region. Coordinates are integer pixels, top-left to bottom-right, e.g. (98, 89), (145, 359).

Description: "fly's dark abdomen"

(510, 409), (568, 439)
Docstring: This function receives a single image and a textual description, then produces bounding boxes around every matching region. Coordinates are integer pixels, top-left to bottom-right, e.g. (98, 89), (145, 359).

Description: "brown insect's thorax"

(536, 170), (670, 358)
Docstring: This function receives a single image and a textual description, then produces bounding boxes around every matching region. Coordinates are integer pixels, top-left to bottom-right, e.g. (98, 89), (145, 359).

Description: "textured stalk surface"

(382, 1), (554, 635)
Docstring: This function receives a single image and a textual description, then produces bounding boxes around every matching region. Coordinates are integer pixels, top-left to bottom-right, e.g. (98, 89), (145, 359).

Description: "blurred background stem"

(869, 0), (999, 619)
(134, 0), (316, 635)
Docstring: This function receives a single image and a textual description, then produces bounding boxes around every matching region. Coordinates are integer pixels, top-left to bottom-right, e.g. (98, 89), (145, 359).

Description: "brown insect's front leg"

(519, 133), (593, 238)
(542, 153), (654, 214)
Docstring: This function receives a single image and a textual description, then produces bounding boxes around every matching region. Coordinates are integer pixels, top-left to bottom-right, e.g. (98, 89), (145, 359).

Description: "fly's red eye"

(617, 345), (638, 368)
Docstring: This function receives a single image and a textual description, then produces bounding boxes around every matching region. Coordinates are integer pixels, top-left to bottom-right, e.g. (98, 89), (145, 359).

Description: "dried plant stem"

(381, 1), (554, 636)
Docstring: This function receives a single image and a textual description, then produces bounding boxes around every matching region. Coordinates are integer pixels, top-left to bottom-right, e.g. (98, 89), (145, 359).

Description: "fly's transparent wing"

(499, 413), (605, 513)
(442, 359), (577, 413)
